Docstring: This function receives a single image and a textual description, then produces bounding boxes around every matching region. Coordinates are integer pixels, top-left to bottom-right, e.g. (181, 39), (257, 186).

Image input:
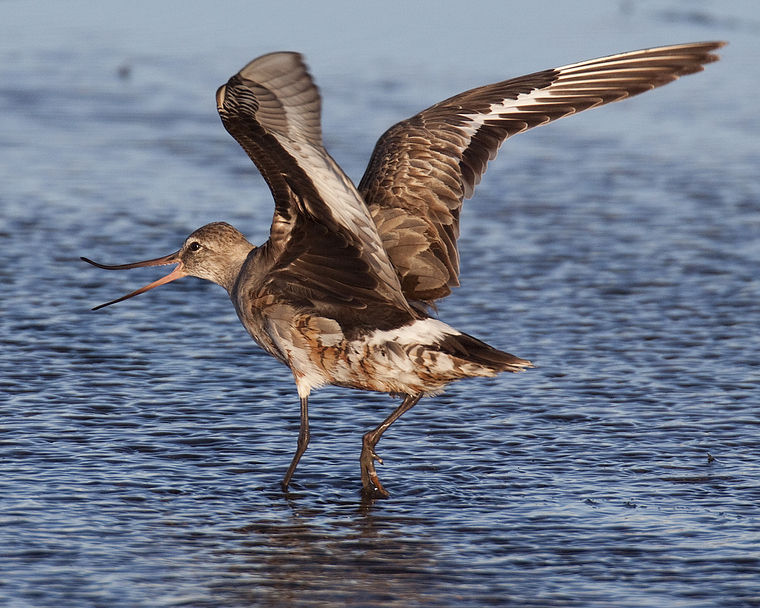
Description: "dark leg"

(281, 396), (310, 492)
(360, 393), (421, 498)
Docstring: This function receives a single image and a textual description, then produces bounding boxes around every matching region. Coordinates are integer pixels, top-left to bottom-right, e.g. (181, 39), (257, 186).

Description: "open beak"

(81, 251), (186, 310)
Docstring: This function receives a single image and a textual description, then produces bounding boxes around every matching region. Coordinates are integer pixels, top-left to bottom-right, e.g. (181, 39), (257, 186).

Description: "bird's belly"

(279, 316), (498, 397)
(312, 338), (445, 395)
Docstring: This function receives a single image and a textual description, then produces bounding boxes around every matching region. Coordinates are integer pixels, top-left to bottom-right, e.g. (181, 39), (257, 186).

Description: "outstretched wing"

(359, 41), (725, 304)
(216, 52), (410, 315)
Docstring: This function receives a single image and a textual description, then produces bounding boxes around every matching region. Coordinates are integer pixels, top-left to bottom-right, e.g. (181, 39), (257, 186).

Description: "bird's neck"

(216, 245), (256, 294)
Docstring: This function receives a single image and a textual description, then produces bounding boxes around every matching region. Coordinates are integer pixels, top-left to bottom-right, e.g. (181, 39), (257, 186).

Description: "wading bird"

(83, 42), (723, 498)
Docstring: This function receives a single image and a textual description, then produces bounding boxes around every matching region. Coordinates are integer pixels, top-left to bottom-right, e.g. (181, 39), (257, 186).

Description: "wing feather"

(216, 52), (411, 315)
(359, 41), (725, 303)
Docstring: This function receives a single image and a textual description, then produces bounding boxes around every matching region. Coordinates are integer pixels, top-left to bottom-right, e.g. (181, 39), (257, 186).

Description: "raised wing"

(216, 52), (411, 315)
(359, 41), (725, 304)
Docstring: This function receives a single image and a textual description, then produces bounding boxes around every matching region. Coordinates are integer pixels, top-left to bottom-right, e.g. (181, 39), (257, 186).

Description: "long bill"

(81, 251), (186, 310)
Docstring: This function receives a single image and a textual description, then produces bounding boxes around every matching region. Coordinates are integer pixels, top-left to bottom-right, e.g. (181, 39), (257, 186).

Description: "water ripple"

(2, 5), (760, 607)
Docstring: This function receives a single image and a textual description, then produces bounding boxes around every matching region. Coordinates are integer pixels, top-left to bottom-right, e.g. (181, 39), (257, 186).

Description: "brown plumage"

(359, 42), (725, 303)
(82, 42), (724, 498)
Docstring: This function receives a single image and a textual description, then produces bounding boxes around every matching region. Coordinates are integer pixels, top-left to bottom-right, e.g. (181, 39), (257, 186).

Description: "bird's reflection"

(215, 497), (447, 606)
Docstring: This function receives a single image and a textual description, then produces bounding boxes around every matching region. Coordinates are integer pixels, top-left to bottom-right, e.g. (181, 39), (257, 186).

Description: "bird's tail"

(437, 330), (533, 374)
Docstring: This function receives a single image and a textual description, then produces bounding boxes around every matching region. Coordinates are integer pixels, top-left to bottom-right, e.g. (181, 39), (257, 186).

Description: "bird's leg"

(360, 394), (421, 498)
(281, 396), (310, 492)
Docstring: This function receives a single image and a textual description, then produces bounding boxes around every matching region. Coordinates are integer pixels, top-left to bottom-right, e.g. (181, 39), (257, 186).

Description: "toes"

(361, 477), (390, 499)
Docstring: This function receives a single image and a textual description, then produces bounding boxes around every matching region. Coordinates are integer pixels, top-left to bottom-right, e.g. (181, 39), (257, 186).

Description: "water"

(2, 1), (759, 606)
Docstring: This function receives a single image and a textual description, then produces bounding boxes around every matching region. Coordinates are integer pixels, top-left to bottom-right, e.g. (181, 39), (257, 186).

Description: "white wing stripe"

(451, 46), (711, 155)
(277, 137), (406, 300)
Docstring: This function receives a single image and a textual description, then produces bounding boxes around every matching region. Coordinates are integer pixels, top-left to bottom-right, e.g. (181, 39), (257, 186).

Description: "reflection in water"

(221, 503), (444, 606)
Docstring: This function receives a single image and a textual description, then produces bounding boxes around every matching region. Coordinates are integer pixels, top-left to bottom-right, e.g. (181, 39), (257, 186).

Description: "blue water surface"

(1, 1), (759, 606)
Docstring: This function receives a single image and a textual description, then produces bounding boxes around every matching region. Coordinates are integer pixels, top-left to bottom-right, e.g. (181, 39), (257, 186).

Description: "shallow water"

(2, 2), (759, 607)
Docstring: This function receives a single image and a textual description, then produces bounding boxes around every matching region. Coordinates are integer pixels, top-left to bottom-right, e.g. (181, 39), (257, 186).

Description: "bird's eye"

(188, 242), (201, 252)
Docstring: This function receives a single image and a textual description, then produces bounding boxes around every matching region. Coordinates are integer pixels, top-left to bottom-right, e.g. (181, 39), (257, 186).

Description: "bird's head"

(82, 222), (254, 310)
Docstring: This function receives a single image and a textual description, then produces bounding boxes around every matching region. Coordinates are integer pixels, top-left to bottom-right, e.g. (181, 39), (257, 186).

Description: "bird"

(82, 41), (724, 498)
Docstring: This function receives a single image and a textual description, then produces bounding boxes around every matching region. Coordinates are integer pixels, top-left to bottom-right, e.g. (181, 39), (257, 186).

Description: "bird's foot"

(360, 437), (390, 499)
(369, 447), (383, 465)
(360, 469), (390, 499)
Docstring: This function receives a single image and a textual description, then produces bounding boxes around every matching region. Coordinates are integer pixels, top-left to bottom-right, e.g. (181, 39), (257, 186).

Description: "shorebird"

(83, 42), (723, 498)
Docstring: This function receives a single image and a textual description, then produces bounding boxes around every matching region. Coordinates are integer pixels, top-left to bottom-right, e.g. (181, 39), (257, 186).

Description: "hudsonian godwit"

(83, 42), (724, 498)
